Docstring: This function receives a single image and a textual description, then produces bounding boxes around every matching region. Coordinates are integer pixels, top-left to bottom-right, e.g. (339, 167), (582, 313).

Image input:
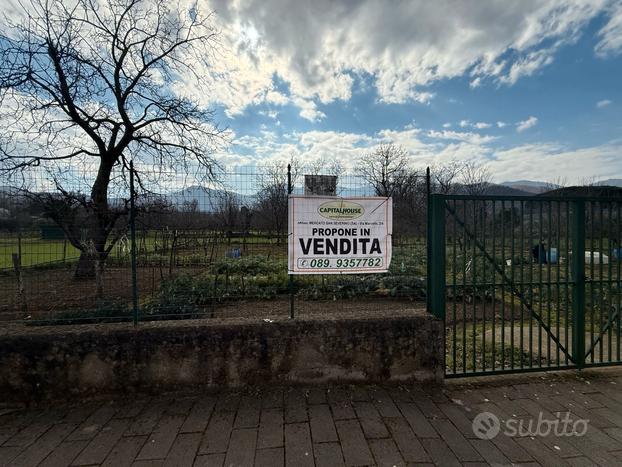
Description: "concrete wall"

(0, 312), (442, 401)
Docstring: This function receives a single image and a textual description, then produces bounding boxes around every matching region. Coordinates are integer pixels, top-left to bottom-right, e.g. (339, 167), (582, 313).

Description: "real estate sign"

(288, 196), (392, 274)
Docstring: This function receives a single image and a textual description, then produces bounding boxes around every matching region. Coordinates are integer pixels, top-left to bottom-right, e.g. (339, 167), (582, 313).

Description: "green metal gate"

(428, 194), (622, 377)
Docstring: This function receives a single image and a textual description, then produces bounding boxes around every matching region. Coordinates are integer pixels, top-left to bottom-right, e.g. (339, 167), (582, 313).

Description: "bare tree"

(214, 190), (240, 235)
(0, 0), (222, 296)
(357, 143), (430, 234)
(579, 176), (600, 187)
(461, 161), (492, 195)
(306, 156), (343, 177)
(392, 168), (426, 235)
(430, 161), (463, 194)
(541, 176), (567, 194)
(254, 157), (300, 244)
(358, 143), (409, 197)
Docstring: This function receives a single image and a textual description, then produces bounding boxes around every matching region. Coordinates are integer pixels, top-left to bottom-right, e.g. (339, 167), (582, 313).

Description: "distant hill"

(439, 183), (531, 196)
(500, 180), (559, 194)
(0, 186), (19, 194)
(597, 179), (622, 187)
(4, 177), (622, 212)
(501, 179), (622, 193)
(539, 185), (622, 198)
(484, 184), (533, 196)
(156, 186), (255, 212)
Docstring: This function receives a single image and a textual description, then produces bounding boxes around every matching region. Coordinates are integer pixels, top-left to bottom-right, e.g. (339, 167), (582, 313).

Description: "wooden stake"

(12, 232), (27, 317)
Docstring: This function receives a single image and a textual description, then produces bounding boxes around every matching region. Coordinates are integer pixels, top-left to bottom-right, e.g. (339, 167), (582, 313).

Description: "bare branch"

(357, 143), (409, 197)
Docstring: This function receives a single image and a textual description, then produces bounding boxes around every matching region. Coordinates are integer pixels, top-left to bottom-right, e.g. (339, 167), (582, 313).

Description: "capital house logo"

(318, 200), (365, 220)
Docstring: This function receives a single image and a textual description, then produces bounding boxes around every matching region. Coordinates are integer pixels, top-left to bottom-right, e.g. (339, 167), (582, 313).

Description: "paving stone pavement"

(3, 369), (622, 466)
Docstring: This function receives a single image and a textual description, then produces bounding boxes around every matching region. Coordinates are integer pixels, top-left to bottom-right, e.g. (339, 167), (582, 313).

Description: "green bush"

(28, 299), (131, 325)
(296, 274), (425, 301)
(209, 255), (284, 276)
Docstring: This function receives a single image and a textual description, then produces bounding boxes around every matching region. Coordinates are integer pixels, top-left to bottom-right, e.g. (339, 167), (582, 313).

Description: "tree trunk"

(73, 157), (114, 286)
(95, 258), (105, 298)
(74, 251), (96, 279)
(12, 251), (27, 317)
(168, 230), (178, 276)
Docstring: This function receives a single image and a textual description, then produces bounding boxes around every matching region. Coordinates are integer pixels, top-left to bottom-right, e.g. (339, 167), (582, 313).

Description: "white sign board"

(288, 196), (392, 274)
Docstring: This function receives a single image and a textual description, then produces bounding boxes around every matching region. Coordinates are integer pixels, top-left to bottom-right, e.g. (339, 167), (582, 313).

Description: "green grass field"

(0, 231), (427, 272)
(0, 231), (281, 270)
(0, 237), (81, 269)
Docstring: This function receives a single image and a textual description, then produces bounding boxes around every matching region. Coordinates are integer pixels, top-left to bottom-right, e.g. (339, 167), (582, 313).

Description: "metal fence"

(4, 163), (622, 379)
(429, 194), (622, 377)
(0, 164), (429, 326)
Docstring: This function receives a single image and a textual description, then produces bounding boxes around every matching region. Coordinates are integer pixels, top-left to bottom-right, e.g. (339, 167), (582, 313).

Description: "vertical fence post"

(572, 199), (586, 368)
(287, 164), (294, 319)
(129, 161), (139, 326)
(12, 230), (27, 317)
(426, 167), (432, 313)
(429, 194), (446, 320)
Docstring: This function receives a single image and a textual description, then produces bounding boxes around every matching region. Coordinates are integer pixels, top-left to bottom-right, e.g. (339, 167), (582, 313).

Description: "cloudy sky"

(180, 0), (620, 183)
(2, 0), (621, 184)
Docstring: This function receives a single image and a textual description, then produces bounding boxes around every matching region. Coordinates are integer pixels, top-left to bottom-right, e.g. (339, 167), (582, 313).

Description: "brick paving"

(3, 370), (622, 466)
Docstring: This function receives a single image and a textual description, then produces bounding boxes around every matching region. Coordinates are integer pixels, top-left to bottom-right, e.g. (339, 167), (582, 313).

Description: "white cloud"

(490, 142), (622, 183)
(1, 0), (620, 135)
(470, 77), (482, 88)
(496, 121), (507, 128)
(265, 91), (289, 106)
(442, 123), (452, 128)
(225, 124), (622, 185)
(257, 110), (279, 119)
(516, 116), (538, 132)
(5, 0), (615, 120)
(292, 97), (326, 122)
(427, 130), (497, 145)
(595, 2), (622, 56)
(456, 120), (493, 130)
(378, 127), (431, 156)
(156, 0), (620, 119)
(267, 129), (375, 167)
(596, 99), (612, 108)
(499, 49), (556, 85)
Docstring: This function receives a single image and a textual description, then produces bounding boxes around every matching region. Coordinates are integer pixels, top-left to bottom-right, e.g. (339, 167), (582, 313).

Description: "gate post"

(429, 194), (446, 320)
(572, 200), (586, 368)
(287, 164), (294, 319)
(426, 167), (432, 313)
(129, 161), (139, 326)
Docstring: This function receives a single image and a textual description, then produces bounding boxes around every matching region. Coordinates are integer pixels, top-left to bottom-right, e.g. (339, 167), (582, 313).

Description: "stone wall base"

(0, 312), (443, 401)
